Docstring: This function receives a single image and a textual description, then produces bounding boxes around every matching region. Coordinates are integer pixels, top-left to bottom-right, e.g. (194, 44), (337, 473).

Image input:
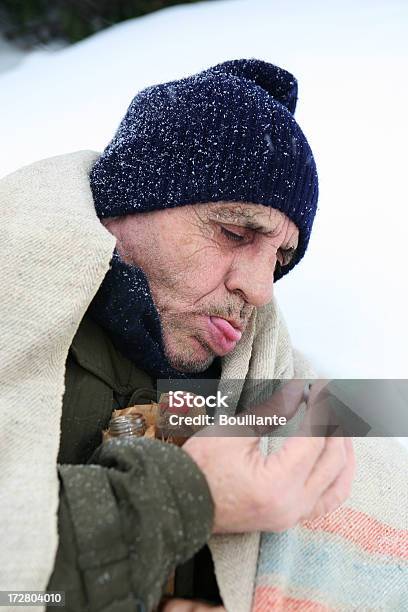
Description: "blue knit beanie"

(90, 58), (318, 280)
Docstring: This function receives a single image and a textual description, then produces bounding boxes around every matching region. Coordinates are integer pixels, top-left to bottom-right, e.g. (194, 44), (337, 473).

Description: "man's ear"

(100, 217), (124, 239)
(100, 216), (119, 228)
(100, 217), (131, 262)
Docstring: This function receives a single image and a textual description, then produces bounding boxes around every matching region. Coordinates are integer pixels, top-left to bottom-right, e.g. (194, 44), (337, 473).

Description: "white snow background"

(1, 0), (407, 445)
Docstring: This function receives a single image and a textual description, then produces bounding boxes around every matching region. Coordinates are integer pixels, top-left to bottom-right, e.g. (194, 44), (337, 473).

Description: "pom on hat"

(205, 58), (298, 114)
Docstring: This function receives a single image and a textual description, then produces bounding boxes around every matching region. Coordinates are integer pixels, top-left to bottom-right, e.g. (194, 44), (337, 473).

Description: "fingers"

(304, 433), (347, 503)
(249, 379), (307, 419)
(307, 382), (344, 436)
(271, 380), (342, 482)
(248, 379), (312, 435)
(303, 437), (355, 521)
(270, 399), (328, 481)
(272, 435), (325, 483)
(266, 433), (354, 530)
(308, 379), (331, 402)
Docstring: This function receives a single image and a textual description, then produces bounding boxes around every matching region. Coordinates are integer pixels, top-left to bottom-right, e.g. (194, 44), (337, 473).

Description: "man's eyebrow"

(208, 207), (278, 232)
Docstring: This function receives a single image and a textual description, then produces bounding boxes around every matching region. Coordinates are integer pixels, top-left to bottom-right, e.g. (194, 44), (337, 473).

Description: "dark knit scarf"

(88, 249), (221, 381)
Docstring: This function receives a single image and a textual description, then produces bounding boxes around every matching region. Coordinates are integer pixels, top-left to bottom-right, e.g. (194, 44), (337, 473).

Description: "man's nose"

(224, 251), (275, 307)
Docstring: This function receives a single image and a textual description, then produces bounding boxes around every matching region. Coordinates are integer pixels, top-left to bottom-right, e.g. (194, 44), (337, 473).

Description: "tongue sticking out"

(210, 316), (242, 342)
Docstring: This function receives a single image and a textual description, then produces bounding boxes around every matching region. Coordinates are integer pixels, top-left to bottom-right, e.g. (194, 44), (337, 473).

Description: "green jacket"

(47, 313), (215, 611)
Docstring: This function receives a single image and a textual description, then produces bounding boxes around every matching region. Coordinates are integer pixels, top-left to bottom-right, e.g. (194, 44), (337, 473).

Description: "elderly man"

(1, 59), (359, 612)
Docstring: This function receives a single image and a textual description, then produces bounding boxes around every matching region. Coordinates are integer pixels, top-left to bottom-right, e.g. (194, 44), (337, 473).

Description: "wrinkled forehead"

(201, 201), (299, 237)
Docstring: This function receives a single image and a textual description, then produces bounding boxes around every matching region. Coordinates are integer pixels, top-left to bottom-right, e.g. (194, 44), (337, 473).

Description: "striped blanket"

(254, 436), (408, 611)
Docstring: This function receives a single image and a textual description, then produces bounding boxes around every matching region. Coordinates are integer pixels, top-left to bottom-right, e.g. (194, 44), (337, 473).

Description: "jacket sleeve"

(47, 438), (214, 612)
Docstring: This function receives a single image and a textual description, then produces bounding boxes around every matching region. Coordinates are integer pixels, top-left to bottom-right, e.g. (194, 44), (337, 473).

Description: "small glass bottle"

(107, 413), (147, 439)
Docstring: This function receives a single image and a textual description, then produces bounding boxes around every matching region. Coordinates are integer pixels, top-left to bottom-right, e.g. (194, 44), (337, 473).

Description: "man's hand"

(183, 380), (355, 534)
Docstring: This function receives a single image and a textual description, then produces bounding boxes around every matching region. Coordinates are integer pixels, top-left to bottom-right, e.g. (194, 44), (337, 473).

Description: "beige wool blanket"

(1, 151), (407, 611)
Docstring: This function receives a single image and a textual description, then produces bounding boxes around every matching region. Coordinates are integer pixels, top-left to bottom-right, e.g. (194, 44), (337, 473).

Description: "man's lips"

(203, 315), (243, 356)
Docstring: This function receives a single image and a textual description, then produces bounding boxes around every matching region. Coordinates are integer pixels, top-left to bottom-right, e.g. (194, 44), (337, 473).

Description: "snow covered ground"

(1, 0), (407, 443)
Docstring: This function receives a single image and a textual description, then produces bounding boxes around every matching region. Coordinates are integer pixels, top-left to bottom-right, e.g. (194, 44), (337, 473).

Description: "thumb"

(244, 379), (311, 434)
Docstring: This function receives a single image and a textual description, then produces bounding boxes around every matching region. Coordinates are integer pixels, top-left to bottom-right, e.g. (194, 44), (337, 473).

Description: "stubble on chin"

(161, 323), (216, 373)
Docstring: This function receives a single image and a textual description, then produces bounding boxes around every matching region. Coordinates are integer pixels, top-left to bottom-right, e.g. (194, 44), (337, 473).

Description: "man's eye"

(220, 226), (246, 242)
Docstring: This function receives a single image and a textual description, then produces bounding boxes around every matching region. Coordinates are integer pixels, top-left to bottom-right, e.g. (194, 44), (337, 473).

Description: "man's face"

(103, 202), (299, 373)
